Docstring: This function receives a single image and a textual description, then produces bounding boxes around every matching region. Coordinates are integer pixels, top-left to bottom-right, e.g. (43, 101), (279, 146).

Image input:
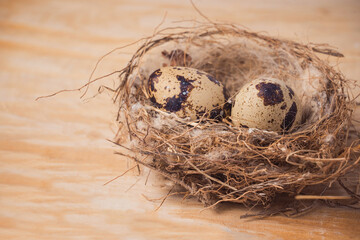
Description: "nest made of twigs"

(113, 22), (359, 212)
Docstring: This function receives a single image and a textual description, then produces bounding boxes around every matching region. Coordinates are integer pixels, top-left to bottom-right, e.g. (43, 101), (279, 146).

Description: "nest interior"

(113, 23), (359, 211)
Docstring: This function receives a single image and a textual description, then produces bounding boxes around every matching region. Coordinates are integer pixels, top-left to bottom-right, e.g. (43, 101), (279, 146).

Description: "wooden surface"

(0, 0), (359, 239)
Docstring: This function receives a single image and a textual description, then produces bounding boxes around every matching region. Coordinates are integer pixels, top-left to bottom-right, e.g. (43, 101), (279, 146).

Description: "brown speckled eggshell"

(231, 78), (302, 132)
(148, 67), (227, 120)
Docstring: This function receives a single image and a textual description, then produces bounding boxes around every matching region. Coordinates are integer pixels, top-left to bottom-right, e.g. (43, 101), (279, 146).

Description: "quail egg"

(231, 78), (302, 132)
(148, 67), (228, 120)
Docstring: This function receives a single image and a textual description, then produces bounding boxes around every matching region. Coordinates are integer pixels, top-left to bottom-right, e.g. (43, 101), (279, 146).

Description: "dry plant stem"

(295, 195), (352, 200)
(113, 21), (359, 211)
(36, 70), (122, 101)
(103, 165), (138, 186)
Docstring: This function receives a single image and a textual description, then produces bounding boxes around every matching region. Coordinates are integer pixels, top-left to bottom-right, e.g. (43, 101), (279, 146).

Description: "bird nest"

(113, 22), (359, 215)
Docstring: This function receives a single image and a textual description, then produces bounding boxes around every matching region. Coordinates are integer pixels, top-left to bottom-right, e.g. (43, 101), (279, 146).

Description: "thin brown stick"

(154, 185), (175, 211)
(36, 70), (121, 101)
(295, 195), (352, 200)
(103, 165), (137, 186)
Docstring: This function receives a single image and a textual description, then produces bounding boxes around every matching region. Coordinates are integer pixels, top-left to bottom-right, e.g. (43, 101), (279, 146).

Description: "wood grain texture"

(0, 0), (359, 239)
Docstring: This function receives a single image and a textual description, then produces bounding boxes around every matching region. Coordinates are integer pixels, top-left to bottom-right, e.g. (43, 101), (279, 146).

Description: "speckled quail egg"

(231, 78), (302, 132)
(148, 67), (228, 120)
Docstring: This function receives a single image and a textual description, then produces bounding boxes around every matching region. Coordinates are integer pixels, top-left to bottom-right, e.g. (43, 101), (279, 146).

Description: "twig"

(103, 165), (137, 186)
(295, 195), (352, 200)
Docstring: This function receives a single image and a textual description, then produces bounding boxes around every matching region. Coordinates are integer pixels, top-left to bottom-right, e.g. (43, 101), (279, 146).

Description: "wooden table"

(0, 0), (359, 239)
